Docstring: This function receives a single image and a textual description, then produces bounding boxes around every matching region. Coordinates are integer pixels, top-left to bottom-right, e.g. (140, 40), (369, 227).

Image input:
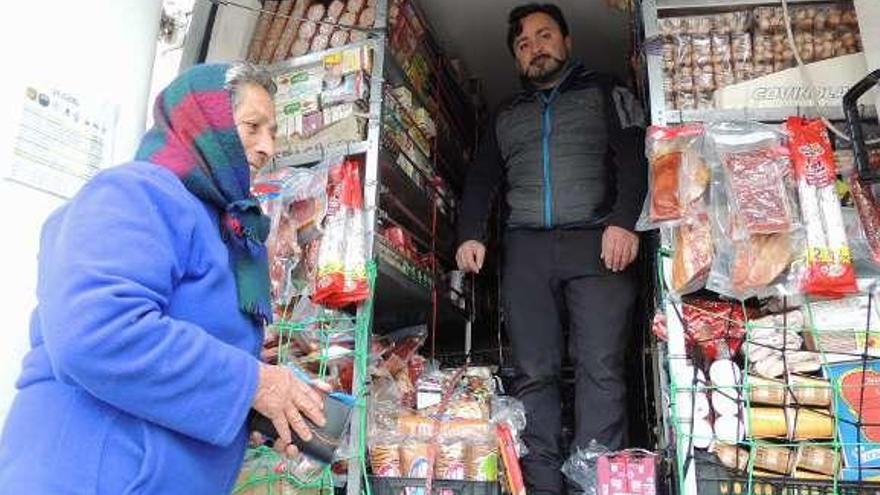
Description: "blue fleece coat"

(0, 162), (262, 494)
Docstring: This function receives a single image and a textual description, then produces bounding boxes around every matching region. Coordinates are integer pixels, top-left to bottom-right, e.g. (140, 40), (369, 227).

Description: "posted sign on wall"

(6, 84), (116, 199)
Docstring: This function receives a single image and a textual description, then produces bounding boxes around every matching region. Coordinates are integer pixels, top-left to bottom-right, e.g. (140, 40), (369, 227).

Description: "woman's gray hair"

(225, 61), (277, 108)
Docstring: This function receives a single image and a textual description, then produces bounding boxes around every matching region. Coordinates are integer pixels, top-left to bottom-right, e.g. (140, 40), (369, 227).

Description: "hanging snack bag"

(785, 117), (857, 297)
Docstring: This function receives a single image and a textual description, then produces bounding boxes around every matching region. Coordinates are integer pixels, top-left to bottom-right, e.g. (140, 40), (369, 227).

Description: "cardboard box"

(824, 359), (880, 468)
(596, 451), (657, 495)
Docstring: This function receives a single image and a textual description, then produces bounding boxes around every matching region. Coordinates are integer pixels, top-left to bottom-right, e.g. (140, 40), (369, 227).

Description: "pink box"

(596, 451), (657, 495)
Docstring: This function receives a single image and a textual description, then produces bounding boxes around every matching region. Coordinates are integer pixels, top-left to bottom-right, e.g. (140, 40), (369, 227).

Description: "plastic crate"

(369, 477), (500, 495)
(695, 452), (880, 495)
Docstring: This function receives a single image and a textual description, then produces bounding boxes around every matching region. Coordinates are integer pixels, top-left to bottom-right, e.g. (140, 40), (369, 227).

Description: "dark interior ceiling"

(416, 0), (632, 108)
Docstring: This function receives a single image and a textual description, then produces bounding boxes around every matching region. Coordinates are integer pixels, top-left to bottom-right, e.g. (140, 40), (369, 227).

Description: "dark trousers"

(502, 229), (637, 495)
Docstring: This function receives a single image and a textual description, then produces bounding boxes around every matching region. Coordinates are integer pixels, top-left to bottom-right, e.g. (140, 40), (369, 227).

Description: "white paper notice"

(7, 85), (117, 198)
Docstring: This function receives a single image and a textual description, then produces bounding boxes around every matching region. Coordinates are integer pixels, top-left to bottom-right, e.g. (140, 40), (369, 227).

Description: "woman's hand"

(251, 364), (327, 457)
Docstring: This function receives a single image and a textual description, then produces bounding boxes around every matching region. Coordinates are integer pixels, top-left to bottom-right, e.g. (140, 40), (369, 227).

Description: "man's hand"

(456, 240), (487, 274)
(601, 226), (639, 272)
(251, 364), (327, 457)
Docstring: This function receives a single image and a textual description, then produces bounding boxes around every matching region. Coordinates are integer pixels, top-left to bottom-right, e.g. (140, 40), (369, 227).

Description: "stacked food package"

(272, 45), (371, 156)
(246, 0), (379, 63)
(659, 2), (862, 111)
(646, 116), (880, 485)
(367, 332), (527, 495)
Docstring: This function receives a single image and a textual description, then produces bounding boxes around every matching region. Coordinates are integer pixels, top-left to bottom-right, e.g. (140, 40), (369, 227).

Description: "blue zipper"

(540, 87), (561, 228)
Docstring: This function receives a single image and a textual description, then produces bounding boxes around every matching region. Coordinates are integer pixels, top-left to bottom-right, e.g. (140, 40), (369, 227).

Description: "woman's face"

(234, 83), (277, 174)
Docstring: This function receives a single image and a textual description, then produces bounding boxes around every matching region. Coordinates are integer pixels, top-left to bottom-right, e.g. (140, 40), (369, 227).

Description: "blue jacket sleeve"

(37, 164), (260, 447)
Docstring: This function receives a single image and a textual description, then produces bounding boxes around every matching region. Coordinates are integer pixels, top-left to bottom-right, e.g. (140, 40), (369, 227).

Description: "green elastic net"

(659, 249), (880, 495)
(233, 263), (376, 495)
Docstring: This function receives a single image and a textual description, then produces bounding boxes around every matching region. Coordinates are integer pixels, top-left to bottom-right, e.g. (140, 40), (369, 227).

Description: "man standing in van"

(456, 4), (647, 494)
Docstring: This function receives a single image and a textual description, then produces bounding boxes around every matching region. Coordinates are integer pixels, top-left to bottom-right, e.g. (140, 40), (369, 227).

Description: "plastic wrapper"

(712, 124), (796, 236)
(713, 63), (735, 89)
(772, 34), (795, 67)
(686, 15), (713, 36)
(313, 159), (370, 308)
(401, 438), (432, 480)
(637, 124), (707, 231)
(465, 434), (498, 482)
(255, 162), (330, 306)
(662, 41), (677, 72)
(754, 6), (784, 34)
(711, 33), (732, 66)
(247, 0), (279, 62)
(561, 440), (610, 495)
(370, 434), (404, 477)
(693, 65), (715, 92)
(790, 6), (814, 32)
(814, 30), (837, 61)
(785, 117), (856, 297)
(435, 437), (467, 482)
(672, 210), (714, 296)
(707, 123), (802, 299)
(659, 17), (685, 37)
(680, 298), (748, 361)
(753, 34), (773, 64)
(691, 35), (712, 67)
(675, 35), (694, 68)
(794, 31), (815, 63)
(677, 90), (696, 110)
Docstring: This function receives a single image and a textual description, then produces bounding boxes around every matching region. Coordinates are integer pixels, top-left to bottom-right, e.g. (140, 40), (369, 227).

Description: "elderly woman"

(0, 62), (325, 493)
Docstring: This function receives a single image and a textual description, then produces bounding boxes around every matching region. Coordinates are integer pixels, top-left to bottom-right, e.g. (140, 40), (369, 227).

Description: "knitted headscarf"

(136, 63), (272, 325)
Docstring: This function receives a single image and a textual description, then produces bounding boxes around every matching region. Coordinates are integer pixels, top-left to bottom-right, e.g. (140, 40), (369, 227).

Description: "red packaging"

(596, 451), (657, 495)
(850, 175), (880, 264)
(721, 146), (792, 235)
(681, 299), (749, 360)
(786, 117), (856, 297)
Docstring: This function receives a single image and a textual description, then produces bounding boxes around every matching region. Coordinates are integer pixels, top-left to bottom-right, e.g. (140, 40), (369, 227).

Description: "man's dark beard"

(520, 54), (569, 86)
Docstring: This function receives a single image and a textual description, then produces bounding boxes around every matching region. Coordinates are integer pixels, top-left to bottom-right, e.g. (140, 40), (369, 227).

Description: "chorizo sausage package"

(785, 117), (856, 297)
(637, 123), (709, 231)
(705, 122), (803, 300)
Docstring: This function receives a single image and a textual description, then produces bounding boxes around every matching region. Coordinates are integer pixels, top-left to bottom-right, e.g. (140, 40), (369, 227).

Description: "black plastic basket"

(695, 452), (880, 495)
(369, 477), (500, 495)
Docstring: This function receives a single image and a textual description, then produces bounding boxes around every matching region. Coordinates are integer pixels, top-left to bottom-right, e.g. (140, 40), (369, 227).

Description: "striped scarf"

(136, 63), (272, 325)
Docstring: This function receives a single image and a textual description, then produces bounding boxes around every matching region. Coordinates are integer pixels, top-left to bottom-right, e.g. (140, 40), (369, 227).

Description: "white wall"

(0, 0), (162, 424)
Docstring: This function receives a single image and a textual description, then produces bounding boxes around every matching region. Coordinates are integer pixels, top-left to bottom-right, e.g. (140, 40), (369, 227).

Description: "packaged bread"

(358, 6), (376, 28)
(338, 11), (357, 29)
(400, 439), (432, 479)
(435, 437), (467, 481)
(350, 30), (368, 42)
(662, 41), (677, 72)
(753, 62), (774, 78)
(329, 29), (350, 48)
(795, 31), (815, 62)
(753, 34), (773, 64)
(730, 10), (751, 34)
(346, 0), (365, 14)
(326, 0), (345, 21)
(731, 32), (752, 64)
(659, 17), (685, 37)
(465, 436), (498, 482)
(814, 31), (836, 61)
(297, 20), (318, 41)
(711, 33), (732, 66)
(247, 0), (280, 62)
(754, 6), (783, 34)
(310, 33), (331, 53)
(259, 0), (296, 63)
(686, 15), (712, 36)
(772, 34), (794, 67)
(790, 6), (814, 32)
(714, 64), (735, 89)
(692, 35), (712, 66)
(272, 0), (312, 63)
(676, 35), (694, 67)
(319, 20), (335, 37)
(693, 65), (715, 91)
(369, 436), (403, 477)
(712, 13), (733, 35)
(290, 38), (310, 58)
(675, 70), (694, 93)
(734, 62), (753, 83)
